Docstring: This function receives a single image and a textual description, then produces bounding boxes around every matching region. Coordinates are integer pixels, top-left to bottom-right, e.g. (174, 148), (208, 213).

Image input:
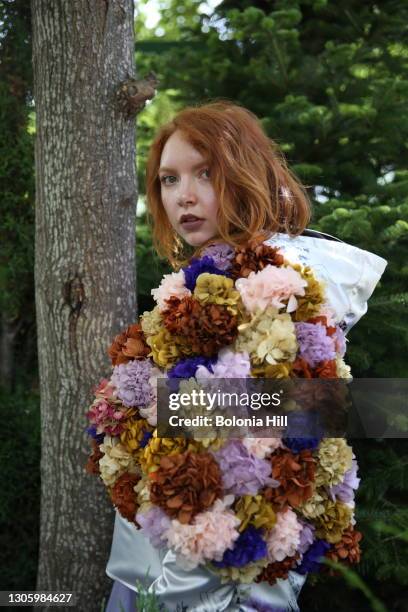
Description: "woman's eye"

(201, 168), (210, 178)
(160, 175), (177, 185)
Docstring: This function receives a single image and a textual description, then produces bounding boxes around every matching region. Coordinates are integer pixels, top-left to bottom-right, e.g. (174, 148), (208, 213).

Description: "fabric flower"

(329, 458), (360, 502)
(325, 526), (362, 565)
(234, 495), (277, 532)
(242, 438), (282, 459)
(110, 472), (141, 524)
(295, 322), (336, 367)
(212, 524), (268, 568)
(136, 506), (172, 548)
(146, 328), (184, 369)
(266, 509), (302, 562)
(162, 295), (238, 357)
(236, 265), (307, 313)
(98, 436), (138, 487)
(85, 439), (104, 475)
(139, 431), (199, 474)
(213, 559), (269, 584)
(108, 323), (150, 365)
(151, 270), (191, 310)
(149, 450), (223, 523)
(182, 256), (229, 291)
(255, 554), (299, 585)
(86, 399), (127, 436)
(298, 488), (328, 519)
(336, 356), (352, 379)
(213, 440), (278, 496)
(164, 496), (240, 569)
(119, 416), (154, 454)
(231, 240), (284, 280)
(291, 265), (324, 321)
(111, 359), (154, 407)
(264, 448), (316, 510)
(235, 308), (298, 366)
(282, 411), (322, 453)
(196, 347), (251, 380)
(315, 439), (353, 487)
(194, 273), (242, 315)
(314, 500), (353, 543)
(296, 539), (330, 574)
(201, 243), (235, 271)
(298, 521), (315, 555)
(92, 378), (117, 402)
(140, 305), (163, 337)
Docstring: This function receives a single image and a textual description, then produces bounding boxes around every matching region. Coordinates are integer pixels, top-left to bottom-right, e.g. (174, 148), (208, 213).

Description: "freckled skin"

(159, 130), (220, 247)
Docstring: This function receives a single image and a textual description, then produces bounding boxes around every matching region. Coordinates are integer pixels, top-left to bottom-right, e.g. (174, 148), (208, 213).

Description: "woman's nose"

(178, 178), (198, 206)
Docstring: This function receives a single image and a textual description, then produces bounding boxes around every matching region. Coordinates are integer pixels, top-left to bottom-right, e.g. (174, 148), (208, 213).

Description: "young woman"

(105, 100), (387, 611)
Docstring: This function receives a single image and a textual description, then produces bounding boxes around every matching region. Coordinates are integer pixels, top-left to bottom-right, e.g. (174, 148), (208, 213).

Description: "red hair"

(145, 99), (311, 268)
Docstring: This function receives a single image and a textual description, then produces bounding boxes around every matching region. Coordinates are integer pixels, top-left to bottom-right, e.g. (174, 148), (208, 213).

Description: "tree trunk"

(31, 1), (137, 609)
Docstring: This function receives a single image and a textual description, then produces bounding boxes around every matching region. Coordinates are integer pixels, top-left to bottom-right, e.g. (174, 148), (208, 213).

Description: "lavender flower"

(296, 539), (330, 574)
(212, 525), (267, 568)
(136, 506), (171, 548)
(298, 522), (315, 555)
(329, 458), (360, 502)
(295, 322), (336, 367)
(213, 440), (279, 495)
(201, 243), (235, 271)
(334, 325), (347, 357)
(111, 359), (154, 407)
(182, 256), (229, 291)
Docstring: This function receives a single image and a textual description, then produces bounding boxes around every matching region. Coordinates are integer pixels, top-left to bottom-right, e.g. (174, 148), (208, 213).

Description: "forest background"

(0, 0), (407, 610)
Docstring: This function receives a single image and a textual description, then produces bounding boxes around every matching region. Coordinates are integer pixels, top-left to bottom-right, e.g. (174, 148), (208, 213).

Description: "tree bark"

(31, 1), (137, 609)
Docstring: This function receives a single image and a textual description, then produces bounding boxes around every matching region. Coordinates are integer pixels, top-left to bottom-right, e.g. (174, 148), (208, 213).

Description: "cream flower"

(151, 270), (191, 310)
(336, 356), (353, 380)
(235, 307), (298, 365)
(242, 438), (282, 459)
(99, 435), (138, 487)
(140, 305), (163, 337)
(235, 265), (307, 314)
(213, 558), (269, 583)
(316, 438), (353, 487)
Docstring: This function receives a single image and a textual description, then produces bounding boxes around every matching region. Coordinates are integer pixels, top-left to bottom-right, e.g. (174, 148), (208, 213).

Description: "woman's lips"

(180, 218), (205, 231)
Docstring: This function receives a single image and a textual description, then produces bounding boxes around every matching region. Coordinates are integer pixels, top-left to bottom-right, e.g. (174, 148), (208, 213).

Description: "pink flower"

(235, 265), (307, 313)
(92, 378), (117, 402)
(151, 270), (191, 310)
(86, 399), (126, 436)
(242, 438), (283, 459)
(164, 496), (240, 570)
(266, 508), (302, 562)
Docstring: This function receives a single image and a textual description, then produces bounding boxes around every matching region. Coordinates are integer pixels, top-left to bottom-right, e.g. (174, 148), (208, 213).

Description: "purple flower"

(111, 359), (154, 407)
(334, 326), (347, 357)
(295, 322), (336, 367)
(329, 458), (360, 502)
(213, 440), (279, 495)
(296, 539), (330, 574)
(136, 506), (171, 548)
(85, 425), (104, 444)
(283, 412), (322, 453)
(298, 522), (315, 555)
(167, 356), (217, 392)
(201, 243), (235, 271)
(212, 525), (267, 568)
(182, 256), (230, 291)
(140, 430), (153, 448)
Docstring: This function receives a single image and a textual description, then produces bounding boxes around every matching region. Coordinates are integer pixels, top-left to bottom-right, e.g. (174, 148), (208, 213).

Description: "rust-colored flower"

(326, 527), (362, 566)
(231, 240), (284, 280)
(149, 450), (223, 523)
(162, 296), (238, 357)
(307, 315), (336, 337)
(108, 323), (150, 365)
(255, 554), (299, 585)
(264, 448), (316, 510)
(315, 360), (338, 378)
(292, 357), (313, 378)
(110, 471), (141, 525)
(85, 439), (104, 475)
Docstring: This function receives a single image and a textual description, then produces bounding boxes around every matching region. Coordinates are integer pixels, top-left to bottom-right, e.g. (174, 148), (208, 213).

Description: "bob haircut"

(145, 100), (311, 268)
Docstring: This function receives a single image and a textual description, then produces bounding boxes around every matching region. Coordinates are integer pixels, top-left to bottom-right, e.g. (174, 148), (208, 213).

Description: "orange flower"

(108, 323), (150, 365)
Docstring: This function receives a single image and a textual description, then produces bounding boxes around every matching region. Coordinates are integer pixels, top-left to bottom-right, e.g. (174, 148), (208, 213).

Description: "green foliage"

(0, 384), (40, 590)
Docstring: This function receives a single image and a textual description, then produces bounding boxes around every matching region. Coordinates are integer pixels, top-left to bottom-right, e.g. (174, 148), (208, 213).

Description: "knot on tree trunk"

(116, 72), (159, 118)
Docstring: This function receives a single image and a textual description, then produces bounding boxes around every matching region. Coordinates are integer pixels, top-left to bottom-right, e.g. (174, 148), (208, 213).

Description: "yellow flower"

(139, 430), (200, 474)
(99, 436), (139, 487)
(194, 273), (242, 316)
(298, 488), (328, 519)
(251, 362), (293, 378)
(211, 558), (269, 583)
(120, 417), (154, 454)
(234, 495), (277, 532)
(314, 500), (353, 543)
(235, 307), (298, 365)
(146, 328), (186, 369)
(291, 264), (324, 321)
(315, 438), (353, 487)
(140, 306), (163, 337)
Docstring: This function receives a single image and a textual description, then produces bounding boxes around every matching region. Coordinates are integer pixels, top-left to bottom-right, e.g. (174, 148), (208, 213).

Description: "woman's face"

(158, 130), (220, 247)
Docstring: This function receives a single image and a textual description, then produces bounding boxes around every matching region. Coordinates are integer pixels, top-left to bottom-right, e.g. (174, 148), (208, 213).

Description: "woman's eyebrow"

(159, 160), (209, 173)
